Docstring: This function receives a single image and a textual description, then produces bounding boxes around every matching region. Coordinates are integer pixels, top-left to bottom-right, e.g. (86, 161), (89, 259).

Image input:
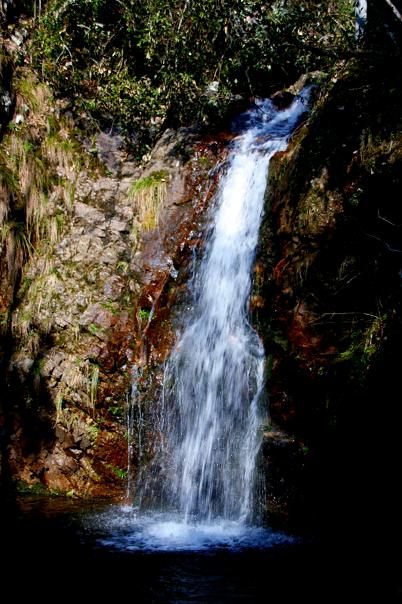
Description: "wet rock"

(286, 70), (326, 96)
(5, 118), (220, 497)
(43, 462), (76, 491)
(80, 435), (91, 451)
(118, 178), (132, 196)
(43, 353), (66, 379)
(99, 247), (120, 265)
(271, 90), (295, 109)
(75, 293), (89, 309)
(79, 303), (100, 327)
(95, 309), (115, 330)
(55, 316), (73, 328)
(262, 427), (313, 531)
(93, 226), (107, 238)
(121, 162), (139, 177)
(75, 175), (118, 214)
(86, 343), (106, 360)
(72, 421), (87, 444)
(151, 127), (200, 164)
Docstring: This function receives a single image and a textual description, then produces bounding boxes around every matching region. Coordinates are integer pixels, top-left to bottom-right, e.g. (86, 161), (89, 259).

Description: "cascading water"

(146, 100), (311, 524)
(355, 0), (367, 39)
(95, 90), (311, 551)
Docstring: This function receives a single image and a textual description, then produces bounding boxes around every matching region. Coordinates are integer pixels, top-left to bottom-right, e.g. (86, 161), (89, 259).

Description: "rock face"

(0, 59), (224, 496)
(6, 159), (136, 496)
(0, 11), (229, 499)
(255, 55), (402, 532)
(2, 5), (401, 543)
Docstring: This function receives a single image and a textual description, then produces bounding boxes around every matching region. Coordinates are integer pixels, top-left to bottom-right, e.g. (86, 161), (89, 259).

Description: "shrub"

(34, 1), (355, 155)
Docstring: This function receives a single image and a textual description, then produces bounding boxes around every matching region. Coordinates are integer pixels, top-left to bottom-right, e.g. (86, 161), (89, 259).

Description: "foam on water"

(90, 507), (295, 552)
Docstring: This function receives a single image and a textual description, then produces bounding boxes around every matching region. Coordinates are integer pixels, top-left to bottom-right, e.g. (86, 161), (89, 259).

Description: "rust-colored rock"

(1, 114), (230, 498)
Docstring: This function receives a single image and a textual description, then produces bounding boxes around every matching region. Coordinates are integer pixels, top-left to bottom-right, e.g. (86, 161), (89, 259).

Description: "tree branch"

(365, 231), (402, 253)
(377, 209), (401, 227)
(385, 0), (402, 23)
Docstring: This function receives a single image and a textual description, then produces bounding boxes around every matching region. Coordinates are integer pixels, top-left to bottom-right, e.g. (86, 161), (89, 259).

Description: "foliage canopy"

(34, 0), (355, 154)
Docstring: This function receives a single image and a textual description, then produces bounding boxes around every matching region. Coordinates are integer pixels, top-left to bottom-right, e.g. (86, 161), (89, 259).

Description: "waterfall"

(355, 0), (367, 39)
(94, 91), (311, 552)
(138, 91), (311, 526)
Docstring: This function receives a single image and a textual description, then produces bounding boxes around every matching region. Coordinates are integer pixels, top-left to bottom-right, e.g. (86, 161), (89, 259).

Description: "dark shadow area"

(0, 496), (400, 602)
(0, 319), (57, 507)
(254, 37), (402, 590)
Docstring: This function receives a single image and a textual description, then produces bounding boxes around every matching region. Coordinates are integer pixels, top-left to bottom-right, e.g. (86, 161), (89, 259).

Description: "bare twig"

(177, 0), (191, 33)
(311, 311), (381, 325)
(385, 0), (402, 23)
(333, 272), (362, 296)
(377, 209), (401, 227)
(365, 231), (402, 253)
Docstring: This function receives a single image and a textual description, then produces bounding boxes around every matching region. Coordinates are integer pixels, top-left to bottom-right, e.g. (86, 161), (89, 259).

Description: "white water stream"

(101, 91), (310, 551)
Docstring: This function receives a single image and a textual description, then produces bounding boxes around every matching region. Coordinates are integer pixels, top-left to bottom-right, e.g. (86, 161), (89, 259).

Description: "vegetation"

(129, 170), (168, 230)
(0, 66), (88, 359)
(89, 363), (100, 412)
(2, 0), (401, 512)
(33, 0), (355, 156)
(106, 463), (127, 480)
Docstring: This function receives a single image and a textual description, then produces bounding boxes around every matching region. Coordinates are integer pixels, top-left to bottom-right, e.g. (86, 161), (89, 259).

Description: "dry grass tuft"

(129, 170), (169, 231)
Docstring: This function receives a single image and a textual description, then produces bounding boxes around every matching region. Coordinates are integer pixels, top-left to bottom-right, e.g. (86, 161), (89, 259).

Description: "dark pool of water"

(1, 497), (400, 602)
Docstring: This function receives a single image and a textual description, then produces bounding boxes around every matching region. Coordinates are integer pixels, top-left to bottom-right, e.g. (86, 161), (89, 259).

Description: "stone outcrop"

(2, 2), (401, 543)
(1, 101), (224, 496)
(255, 54), (402, 532)
(0, 11), (229, 497)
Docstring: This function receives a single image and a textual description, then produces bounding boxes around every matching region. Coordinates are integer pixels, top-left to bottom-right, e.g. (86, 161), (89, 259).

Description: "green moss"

(129, 170), (169, 194)
(33, 357), (46, 376)
(197, 155), (211, 168)
(16, 480), (62, 497)
(108, 404), (124, 418)
(138, 308), (151, 322)
(88, 323), (99, 336)
(335, 315), (386, 385)
(106, 464), (127, 480)
(100, 300), (119, 315)
(129, 170), (169, 230)
(116, 260), (129, 275)
(0, 308), (11, 333)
